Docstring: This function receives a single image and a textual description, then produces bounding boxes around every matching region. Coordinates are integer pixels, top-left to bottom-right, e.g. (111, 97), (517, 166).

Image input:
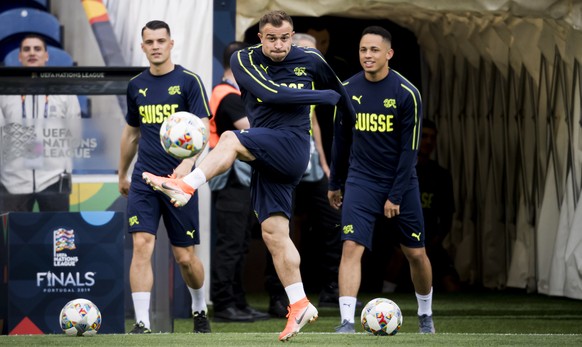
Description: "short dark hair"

(422, 118), (437, 132)
(305, 21), (328, 32)
(223, 41), (249, 68)
(20, 34), (47, 51)
(361, 26), (392, 45)
(259, 10), (293, 31)
(142, 20), (171, 37)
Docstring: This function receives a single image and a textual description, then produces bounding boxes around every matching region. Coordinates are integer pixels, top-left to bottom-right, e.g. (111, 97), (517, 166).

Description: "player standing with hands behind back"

(118, 20), (211, 334)
(328, 26), (435, 334)
(142, 10), (355, 341)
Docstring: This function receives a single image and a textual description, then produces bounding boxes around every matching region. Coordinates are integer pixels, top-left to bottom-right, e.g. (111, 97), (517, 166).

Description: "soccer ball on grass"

(360, 297), (402, 336)
(159, 111), (208, 159)
(59, 298), (102, 336)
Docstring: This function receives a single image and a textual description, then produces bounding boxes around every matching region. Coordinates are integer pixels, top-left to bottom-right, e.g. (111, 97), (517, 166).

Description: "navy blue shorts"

(127, 174), (200, 246)
(234, 128), (310, 223)
(341, 181), (424, 250)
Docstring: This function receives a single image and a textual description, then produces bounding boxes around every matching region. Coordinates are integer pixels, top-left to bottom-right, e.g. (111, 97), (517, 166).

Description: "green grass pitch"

(2, 290), (582, 346)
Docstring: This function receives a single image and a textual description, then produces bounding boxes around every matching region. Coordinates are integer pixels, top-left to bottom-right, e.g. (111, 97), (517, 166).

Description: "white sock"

(189, 285), (207, 313)
(416, 287), (433, 316)
(132, 292), (151, 328)
(285, 282), (306, 304)
(339, 296), (357, 323)
(182, 168), (207, 190)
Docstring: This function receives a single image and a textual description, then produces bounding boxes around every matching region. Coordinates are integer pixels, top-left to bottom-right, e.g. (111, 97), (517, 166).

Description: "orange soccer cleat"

(278, 297), (318, 342)
(142, 172), (195, 207)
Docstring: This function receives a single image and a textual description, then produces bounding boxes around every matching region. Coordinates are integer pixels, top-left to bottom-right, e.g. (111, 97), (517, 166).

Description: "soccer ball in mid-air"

(361, 298), (402, 336)
(59, 298), (102, 336)
(159, 111), (208, 159)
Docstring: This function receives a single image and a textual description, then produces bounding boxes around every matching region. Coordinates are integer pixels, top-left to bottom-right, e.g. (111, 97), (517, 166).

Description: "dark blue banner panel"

(2, 212), (124, 334)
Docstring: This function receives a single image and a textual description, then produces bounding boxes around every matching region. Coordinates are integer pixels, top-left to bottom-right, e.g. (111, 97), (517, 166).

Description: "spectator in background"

(416, 119), (459, 292)
(383, 119), (460, 293)
(303, 23), (351, 174)
(289, 33), (342, 308)
(0, 34), (80, 213)
(305, 24), (351, 81)
(208, 41), (269, 323)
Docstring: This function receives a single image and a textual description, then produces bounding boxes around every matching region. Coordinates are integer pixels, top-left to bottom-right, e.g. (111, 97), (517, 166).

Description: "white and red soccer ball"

(159, 111), (208, 159)
(59, 298), (102, 336)
(360, 297), (403, 336)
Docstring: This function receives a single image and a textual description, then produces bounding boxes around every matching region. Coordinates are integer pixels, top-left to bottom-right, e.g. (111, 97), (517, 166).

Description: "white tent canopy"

(237, 0), (582, 299)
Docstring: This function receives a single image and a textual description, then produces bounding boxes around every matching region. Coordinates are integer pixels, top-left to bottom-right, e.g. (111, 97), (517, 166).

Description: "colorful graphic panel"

(4, 212), (124, 334)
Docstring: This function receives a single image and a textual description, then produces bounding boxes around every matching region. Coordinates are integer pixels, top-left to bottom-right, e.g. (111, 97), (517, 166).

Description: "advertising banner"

(2, 211), (124, 334)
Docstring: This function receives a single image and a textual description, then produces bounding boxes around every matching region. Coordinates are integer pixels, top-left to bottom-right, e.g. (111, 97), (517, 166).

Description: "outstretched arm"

(231, 49), (340, 106)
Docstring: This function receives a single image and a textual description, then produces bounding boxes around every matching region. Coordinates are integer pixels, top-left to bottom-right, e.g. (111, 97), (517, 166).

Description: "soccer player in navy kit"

(143, 10), (355, 341)
(118, 20), (211, 334)
(328, 26), (435, 334)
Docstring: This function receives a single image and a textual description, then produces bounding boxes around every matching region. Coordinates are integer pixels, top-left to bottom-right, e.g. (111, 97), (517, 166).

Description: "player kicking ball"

(143, 10), (355, 342)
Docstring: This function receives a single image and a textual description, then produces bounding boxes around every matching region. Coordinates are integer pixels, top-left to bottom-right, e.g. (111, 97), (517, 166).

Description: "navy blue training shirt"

(230, 44), (354, 134)
(330, 69), (422, 205)
(126, 65), (210, 176)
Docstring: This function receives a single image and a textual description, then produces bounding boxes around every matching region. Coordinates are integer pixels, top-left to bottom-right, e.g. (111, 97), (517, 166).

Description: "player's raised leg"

(143, 131), (252, 207)
(142, 172), (195, 207)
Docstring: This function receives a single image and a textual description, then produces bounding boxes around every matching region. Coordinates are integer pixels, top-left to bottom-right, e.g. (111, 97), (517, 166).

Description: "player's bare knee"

(132, 235), (155, 259)
(341, 240), (364, 261)
(262, 230), (290, 254)
(172, 247), (196, 266)
(218, 130), (242, 149)
(261, 228), (277, 247)
(219, 130), (254, 161)
(342, 240), (359, 252)
(402, 246), (428, 265)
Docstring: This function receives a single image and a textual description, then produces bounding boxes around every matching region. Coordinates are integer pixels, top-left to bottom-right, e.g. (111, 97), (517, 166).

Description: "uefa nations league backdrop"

(2, 212), (124, 334)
